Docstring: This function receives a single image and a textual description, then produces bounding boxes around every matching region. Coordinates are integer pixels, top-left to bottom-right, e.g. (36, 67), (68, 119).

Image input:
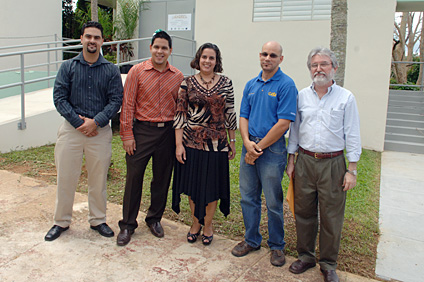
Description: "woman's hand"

(176, 144), (186, 164)
(228, 142), (236, 160)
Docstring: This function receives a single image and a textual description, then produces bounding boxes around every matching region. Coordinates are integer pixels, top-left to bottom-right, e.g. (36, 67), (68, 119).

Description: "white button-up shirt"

(287, 82), (361, 162)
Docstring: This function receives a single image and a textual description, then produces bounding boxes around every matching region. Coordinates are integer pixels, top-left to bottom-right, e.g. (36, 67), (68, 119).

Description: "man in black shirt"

(45, 21), (123, 241)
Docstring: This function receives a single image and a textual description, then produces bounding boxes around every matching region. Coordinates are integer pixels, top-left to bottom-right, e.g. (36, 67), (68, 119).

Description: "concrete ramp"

(0, 74), (127, 153)
(0, 88), (63, 153)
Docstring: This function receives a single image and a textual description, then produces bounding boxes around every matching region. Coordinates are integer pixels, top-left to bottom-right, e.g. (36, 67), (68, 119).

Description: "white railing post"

(18, 54), (26, 130)
(47, 43), (51, 88)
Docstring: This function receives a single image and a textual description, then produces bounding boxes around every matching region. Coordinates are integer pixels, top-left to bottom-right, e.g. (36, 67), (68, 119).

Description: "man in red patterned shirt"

(117, 30), (184, 246)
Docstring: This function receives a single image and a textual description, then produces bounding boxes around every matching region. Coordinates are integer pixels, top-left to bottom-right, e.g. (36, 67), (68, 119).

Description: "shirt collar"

(74, 52), (108, 66)
(256, 67), (283, 82)
(311, 80), (337, 96)
(145, 58), (176, 73)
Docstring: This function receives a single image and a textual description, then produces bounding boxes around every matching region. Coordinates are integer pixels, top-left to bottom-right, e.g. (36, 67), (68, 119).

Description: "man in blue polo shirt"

(231, 41), (297, 267)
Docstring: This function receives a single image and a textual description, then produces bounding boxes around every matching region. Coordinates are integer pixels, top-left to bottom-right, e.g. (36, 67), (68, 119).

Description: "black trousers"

(119, 121), (175, 230)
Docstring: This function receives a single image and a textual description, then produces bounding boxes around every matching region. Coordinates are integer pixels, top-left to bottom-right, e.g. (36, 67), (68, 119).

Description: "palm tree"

(330, 0), (348, 87)
(91, 0), (98, 22)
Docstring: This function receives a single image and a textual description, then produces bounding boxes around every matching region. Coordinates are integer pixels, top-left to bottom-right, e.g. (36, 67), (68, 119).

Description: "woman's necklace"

(199, 73), (215, 89)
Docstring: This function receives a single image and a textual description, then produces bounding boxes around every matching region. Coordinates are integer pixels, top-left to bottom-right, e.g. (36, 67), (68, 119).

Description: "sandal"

(202, 234), (213, 245)
(187, 226), (202, 243)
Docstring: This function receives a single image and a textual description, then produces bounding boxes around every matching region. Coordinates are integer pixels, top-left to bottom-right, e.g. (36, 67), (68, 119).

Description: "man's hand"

(76, 115), (98, 137)
(176, 144), (186, 164)
(244, 140), (263, 165)
(286, 154), (296, 179)
(342, 172), (357, 191)
(123, 139), (136, 156)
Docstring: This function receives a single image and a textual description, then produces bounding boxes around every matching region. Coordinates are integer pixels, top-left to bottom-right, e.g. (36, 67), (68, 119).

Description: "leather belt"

(299, 147), (343, 159)
(137, 120), (173, 128)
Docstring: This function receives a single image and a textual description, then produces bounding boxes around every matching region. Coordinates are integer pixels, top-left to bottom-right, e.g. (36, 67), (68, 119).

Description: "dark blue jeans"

(239, 136), (287, 250)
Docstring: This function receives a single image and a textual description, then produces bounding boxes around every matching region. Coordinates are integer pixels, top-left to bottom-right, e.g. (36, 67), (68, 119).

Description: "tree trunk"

(393, 13), (408, 84)
(330, 0), (348, 87)
(91, 0), (98, 22)
(417, 12), (424, 88)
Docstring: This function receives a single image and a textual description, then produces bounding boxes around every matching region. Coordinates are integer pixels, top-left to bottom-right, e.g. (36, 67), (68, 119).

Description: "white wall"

(344, 0), (397, 151)
(0, 0), (62, 70)
(195, 0), (331, 121)
(194, 0), (396, 152)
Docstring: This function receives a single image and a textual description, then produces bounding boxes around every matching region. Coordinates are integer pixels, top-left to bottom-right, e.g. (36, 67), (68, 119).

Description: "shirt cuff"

(120, 130), (134, 141)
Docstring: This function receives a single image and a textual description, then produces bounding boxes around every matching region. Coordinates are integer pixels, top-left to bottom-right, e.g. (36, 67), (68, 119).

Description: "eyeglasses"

(260, 52), (279, 59)
(311, 62), (332, 69)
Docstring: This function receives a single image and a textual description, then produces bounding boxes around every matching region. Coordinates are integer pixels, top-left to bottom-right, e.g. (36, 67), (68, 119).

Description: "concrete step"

(386, 118), (424, 128)
(385, 132), (424, 143)
(388, 105), (424, 115)
(389, 95), (424, 103)
(389, 100), (424, 108)
(385, 125), (424, 136)
(387, 112), (424, 122)
(384, 140), (424, 154)
(390, 89), (424, 96)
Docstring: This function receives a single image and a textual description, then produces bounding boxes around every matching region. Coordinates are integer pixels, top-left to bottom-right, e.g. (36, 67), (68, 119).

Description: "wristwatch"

(347, 169), (357, 176)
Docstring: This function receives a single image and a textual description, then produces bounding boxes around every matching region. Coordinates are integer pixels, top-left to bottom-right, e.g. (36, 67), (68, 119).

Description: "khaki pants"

(53, 120), (112, 227)
(294, 151), (347, 271)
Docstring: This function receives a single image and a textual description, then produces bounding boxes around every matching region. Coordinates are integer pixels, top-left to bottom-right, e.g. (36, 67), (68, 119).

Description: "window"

(253, 0), (331, 22)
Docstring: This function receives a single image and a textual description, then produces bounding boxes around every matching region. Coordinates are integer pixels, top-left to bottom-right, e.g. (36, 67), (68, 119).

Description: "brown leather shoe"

(147, 222), (164, 238)
(231, 241), (260, 257)
(270, 250), (286, 267)
(321, 269), (339, 282)
(289, 259), (316, 274)
(116, 229), (134, 246)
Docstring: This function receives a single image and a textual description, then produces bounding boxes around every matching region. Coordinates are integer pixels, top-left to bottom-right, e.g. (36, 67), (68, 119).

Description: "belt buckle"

(157, 122), (165, 128)
(314, 152), (318, 159)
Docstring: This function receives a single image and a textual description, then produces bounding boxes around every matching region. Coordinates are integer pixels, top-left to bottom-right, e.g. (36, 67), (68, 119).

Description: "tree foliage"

(62, 0), (78, 39)
(113, 0), (146, 40)
(74, 0), (114, 40)
(113, 0), (149, 62)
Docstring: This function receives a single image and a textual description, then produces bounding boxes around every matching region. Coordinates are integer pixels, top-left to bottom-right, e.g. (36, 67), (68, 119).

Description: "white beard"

(312, 69), (335, 86)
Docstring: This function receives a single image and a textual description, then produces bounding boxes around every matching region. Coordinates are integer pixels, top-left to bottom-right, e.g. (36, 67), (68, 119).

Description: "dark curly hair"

(190, 43), (223, 73)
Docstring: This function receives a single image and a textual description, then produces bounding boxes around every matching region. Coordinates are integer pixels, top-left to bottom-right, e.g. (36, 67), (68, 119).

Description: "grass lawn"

(0, 129), (381, 279)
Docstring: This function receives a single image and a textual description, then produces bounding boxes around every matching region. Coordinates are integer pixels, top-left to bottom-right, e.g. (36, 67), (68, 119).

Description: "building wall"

(0, 0), (62, 70)
(344, 0), (397, 151)
(194, 0), (396, 152)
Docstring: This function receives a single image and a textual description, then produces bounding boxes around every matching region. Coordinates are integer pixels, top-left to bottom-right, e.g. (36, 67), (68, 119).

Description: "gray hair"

(307, 47), (338, 70)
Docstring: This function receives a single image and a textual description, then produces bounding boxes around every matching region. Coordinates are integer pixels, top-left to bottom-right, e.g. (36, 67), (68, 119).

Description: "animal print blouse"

(173, 75), (237, 152)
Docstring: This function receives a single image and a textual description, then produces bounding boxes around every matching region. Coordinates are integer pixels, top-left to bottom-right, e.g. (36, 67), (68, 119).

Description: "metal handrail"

(0, 36), (196, 130)
(0, 39), (81, 51)
(390, 61), (424, 90)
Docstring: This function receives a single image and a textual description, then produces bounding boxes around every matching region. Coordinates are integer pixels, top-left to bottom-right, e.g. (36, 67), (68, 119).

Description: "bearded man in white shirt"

(286, 47), (361, 282)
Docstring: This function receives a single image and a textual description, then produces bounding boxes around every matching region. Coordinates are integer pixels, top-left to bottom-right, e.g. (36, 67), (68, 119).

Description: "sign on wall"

(168, 14), (192, 31)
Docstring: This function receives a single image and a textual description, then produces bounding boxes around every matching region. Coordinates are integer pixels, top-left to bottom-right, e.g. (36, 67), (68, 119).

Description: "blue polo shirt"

(240, 68), (297, 139)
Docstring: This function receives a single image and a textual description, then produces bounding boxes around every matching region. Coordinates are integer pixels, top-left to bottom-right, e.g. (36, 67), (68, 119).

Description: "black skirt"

(172, 146), (230, 225)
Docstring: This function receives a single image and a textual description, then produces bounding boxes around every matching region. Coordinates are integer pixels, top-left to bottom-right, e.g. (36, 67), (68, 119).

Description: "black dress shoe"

(147, 222), (164, 238)
(90, 223), (114, 237)
(44, 225), (69, 241)
(321, 269), (339, 282)
(289, 259), (316, 274)
(117, 229), (134, 246)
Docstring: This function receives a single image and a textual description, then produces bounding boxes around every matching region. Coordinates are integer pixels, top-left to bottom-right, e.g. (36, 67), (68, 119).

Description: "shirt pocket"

(329, 109), (344, 132)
